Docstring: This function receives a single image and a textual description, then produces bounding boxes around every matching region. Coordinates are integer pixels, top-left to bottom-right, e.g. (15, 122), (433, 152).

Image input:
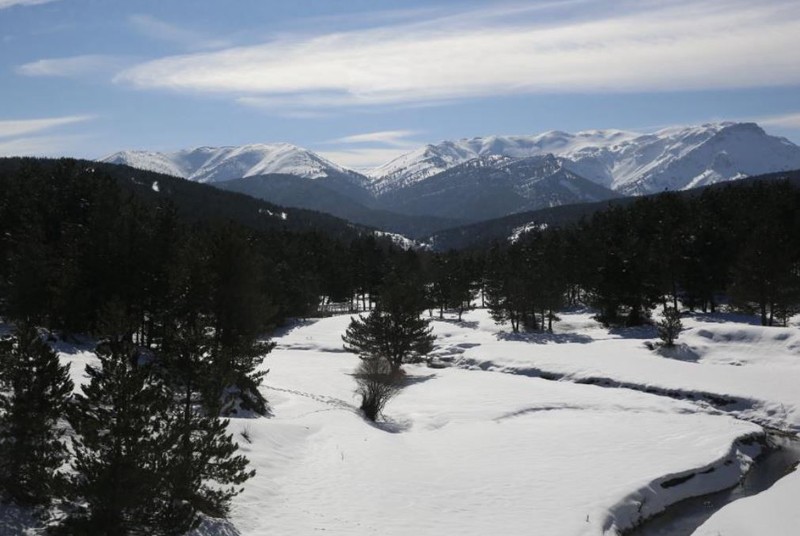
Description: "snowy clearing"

(52, 308), (800, 535)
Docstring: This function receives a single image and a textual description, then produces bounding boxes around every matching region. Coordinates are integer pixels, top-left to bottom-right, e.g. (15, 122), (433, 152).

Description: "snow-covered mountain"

(374, 154), (620, 222)
(369, 123), (800, 196)
(99, 122), (800, 229)
(101, 143), (361, 184)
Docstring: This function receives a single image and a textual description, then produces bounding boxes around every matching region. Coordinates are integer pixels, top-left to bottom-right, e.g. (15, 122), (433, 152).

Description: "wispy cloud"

(330, 130), (420, 147)
(0, 0), (56, 9)
(318, 129), (422, 169)
(0, 115), (93, 138)
(758, 112), (800, 129)
(16, 55), (124, 77)
(0, 135), (89, 157)
(0, 116), (94, 157)
(129, 14), (230, 50)
(115, 0), (800, 113)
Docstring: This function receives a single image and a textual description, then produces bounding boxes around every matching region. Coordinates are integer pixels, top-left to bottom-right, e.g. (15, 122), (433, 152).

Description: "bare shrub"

(353, 358), (402, 421)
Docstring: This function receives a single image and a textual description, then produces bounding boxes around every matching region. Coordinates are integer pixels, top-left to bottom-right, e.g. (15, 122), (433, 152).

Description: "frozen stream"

(625, 432), (800, 536)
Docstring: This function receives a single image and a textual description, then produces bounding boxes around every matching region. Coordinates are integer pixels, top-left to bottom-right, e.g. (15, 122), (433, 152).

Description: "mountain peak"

(101, 143), (358, 184)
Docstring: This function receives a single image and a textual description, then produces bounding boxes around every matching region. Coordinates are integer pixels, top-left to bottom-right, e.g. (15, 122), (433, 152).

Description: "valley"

(175, 307), (800, 535)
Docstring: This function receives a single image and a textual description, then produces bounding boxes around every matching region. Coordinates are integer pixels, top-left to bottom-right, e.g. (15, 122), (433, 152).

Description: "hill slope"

(375, 155), (621, 222)
(426, 168), (800, 250)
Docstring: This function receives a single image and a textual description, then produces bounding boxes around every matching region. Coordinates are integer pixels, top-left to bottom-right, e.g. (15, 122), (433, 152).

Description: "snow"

(437, 309), (800, 431)
(44, 306), (800, 535)
(100, 143), (359, 184)
(369, 122), (800, 196)
(101, 122), (800, 201)
(372, 230), (421, 250)
(206, 310), (799, 535)
(508, 221), (547, 243)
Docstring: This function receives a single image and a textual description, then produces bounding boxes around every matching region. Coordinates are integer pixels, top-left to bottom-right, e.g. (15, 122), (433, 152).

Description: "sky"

(2, 0), (800, 170)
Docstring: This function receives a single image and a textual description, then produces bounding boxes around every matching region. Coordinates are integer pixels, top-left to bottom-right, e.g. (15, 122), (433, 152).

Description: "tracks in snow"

(263, 384), (357, 412)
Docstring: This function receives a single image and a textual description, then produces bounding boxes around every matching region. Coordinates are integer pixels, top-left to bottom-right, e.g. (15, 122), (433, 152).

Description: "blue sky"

(2, 0), (800, 169)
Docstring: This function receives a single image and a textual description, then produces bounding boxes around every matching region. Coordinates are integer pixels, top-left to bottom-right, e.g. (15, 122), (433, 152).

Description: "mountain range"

(101, 122), (800, 236)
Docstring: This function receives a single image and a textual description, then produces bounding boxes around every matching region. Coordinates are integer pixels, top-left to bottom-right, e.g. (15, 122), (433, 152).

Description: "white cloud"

(0, 135), (88, 157)
(115, 0), (800, 111)
(0, 115), (92, 138)
(0, 116), (94, 157)
(129, 14), (230, 50)
(318, 130), (422, 169)
(758, 112), (800, 129)
(0, 0), (56, 9)
(16, 55), (122, 77)
(330, 130), (420, 147)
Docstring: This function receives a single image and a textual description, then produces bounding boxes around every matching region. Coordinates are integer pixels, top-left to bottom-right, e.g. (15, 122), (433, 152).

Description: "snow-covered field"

(192, 308), (800, 536)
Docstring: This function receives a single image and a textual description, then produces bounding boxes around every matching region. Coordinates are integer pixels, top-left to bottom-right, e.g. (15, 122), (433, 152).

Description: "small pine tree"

(342, 309), (435, 371)
(0, 323), (73, 506)
(657, 307), (683, 347)
(342, 275), (434, 373)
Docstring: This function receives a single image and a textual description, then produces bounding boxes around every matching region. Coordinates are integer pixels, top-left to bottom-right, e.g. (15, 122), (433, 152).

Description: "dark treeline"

(478, 180), (800, 330)
(0, 158), (417, 334)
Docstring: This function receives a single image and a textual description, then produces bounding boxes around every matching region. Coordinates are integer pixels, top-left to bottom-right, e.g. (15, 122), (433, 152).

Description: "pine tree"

(342, 273), (434, 372)
(657, 307), (683, 347)
(158, 321), (255, 530)
(0, 323), (73, 506)
(60, 333), (176, 535)
(484, 246), (526, 332)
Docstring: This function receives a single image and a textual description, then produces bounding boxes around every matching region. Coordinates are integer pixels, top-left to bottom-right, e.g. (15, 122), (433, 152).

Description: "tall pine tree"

(0, 323), (73, 507)
(158, 319), (255, 530)
(60, 330), (176, 535)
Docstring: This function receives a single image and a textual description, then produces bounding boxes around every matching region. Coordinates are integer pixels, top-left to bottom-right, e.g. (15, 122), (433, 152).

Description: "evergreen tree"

(60, 330), (176, 535)
(158, 320), (255, 530)
(484, 246), (527, 332)
(0, 323), (73, 506)
(657, 307), (683, 347)
(342, 274), (434, 372)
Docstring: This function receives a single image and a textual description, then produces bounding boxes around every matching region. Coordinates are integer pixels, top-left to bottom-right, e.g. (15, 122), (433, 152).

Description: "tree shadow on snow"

(269, 318), (321, 338)
(651, 342), (701, 363)
(368, 415), (412, 434)
(402, 373), (437, 387)
(691, 311), (764, 326)
(189, 516), (242, 536)
(496, 331), (593, 344)
(434, 317), (480, 330)
(607, 324), (658, 340)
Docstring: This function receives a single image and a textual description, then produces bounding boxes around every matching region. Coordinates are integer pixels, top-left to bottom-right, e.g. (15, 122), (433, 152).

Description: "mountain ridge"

(97, 121), (800, 229)
(370, 122), (800, 195)
(102, 142), (367, 185)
